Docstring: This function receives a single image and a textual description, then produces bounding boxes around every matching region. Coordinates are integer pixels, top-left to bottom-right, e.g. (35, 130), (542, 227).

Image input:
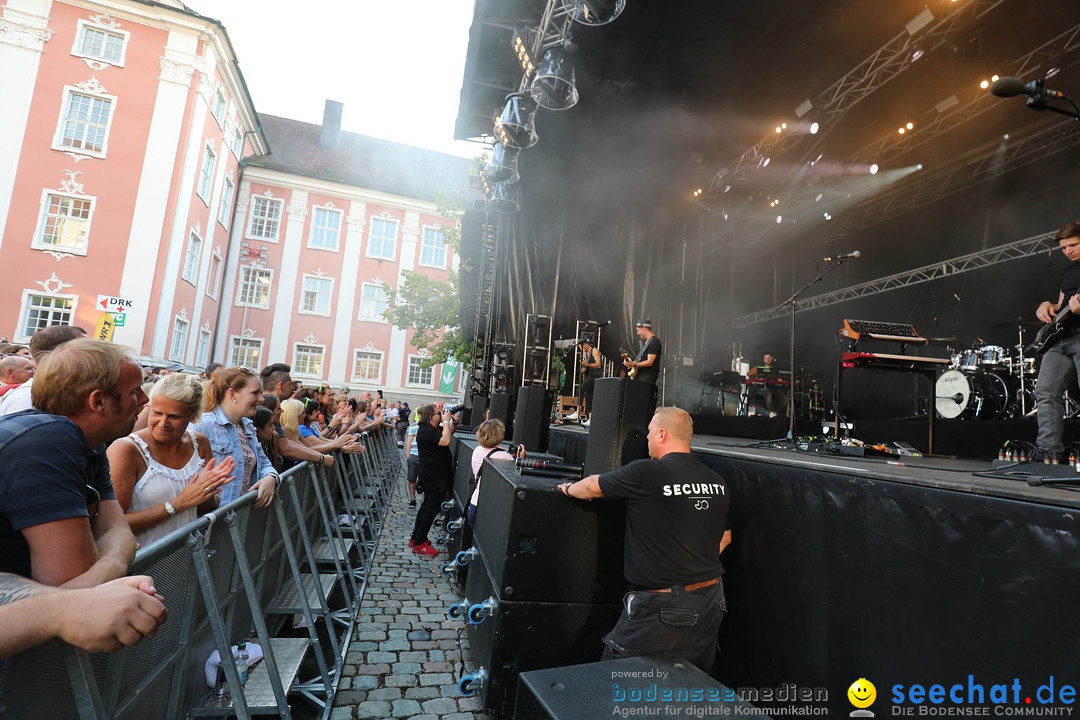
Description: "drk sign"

(97, 295), (135, 313)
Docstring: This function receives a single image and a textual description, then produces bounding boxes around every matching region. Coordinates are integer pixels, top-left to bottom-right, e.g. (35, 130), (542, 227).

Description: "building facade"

(0, 0), (471, 402)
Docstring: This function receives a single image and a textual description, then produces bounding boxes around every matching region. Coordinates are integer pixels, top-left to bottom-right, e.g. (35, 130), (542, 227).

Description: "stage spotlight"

(489, 181), (520, 213)
(810, 122), (820, 134)
(494, 93), (538, 149)
(906, 122), (914, 130)
(869, 164), (879, 174)
(776, 215), (783, 223)
(530, 47), (578, 110)
(484, 143), (520, 184)
(562, 0), (626, 26)
(823, 212), (832, 220)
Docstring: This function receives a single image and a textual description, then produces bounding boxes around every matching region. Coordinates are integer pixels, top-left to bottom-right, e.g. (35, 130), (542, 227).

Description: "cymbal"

(992, 316), (1043, 328)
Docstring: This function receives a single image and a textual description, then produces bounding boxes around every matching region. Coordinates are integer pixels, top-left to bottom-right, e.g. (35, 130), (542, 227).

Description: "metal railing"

(0, 427), (402, 720)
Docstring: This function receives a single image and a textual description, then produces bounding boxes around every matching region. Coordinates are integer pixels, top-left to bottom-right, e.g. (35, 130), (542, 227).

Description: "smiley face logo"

(847, 678), (876, 709)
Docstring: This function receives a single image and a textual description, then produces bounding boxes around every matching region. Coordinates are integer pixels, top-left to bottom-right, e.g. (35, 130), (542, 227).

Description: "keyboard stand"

(834, 354), (947, 454)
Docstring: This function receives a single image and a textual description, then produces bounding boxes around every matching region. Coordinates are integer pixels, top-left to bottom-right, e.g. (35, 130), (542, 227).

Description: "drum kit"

(934, 318), (1039, 420)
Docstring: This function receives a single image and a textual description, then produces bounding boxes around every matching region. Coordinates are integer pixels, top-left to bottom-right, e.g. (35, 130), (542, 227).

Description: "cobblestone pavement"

(330, 475), (497, 720)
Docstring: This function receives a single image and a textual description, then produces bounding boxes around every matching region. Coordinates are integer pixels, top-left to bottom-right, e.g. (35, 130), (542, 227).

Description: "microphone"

(597, 320), (613, 327)
(823, 250), (861, 261)
(990, 76), (1064, 100)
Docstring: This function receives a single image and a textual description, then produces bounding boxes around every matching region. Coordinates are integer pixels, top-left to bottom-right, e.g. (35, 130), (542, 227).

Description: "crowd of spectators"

(0, 324), (437, 661)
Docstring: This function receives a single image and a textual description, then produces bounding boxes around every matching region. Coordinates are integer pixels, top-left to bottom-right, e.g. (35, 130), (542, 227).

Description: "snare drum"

(1007, 355), (1036, 377)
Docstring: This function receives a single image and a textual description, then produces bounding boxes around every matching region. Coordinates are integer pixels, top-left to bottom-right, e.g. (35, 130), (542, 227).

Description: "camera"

(446, 403), (466, 415)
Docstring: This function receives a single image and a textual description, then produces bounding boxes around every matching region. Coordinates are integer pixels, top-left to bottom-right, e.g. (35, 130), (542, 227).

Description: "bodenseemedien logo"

(849, 678), (877, 717)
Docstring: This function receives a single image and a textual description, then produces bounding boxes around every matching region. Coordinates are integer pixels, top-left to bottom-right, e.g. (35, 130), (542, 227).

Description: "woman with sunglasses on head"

(191, 366), (278, 508)
(107, 373), (233, 546)
(279, 398), (362, 461)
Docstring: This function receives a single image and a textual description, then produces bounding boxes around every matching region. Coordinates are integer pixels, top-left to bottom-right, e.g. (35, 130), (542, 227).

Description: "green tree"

(382, 189), (476, 368)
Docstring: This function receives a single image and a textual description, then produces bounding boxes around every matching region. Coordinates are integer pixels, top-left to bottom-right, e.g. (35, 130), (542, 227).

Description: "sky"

(191, 1), (482, 159)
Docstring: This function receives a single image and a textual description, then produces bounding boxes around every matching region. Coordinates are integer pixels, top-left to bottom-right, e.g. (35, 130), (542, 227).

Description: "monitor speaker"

(583, 378), (657, 475)
(512, 385), (552, 452)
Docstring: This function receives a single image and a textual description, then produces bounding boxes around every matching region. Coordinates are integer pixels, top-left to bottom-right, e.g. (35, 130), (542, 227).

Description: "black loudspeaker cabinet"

(471, 458), (626, 605)
(488, 391), (515, 437)
(583, 378), (657, 476)
(512, 385), (552, 452)
(514, 653), (762, 720)
(449, 438), (565, 591)
(463, 547), (621, 718)
(466, 396), (488, 427)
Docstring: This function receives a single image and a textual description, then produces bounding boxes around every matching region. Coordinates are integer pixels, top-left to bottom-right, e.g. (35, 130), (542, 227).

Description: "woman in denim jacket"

(192, 366), (277, 507)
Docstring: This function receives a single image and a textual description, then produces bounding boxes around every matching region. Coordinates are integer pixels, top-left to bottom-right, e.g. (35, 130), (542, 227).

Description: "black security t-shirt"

(598, 452), (729, 588)
(416, 422), (453, 481)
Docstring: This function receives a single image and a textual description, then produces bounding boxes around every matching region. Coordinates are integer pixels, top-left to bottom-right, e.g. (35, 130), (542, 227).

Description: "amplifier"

(515, 653), (761, 720)
(462, 547), (621, 718)
(471, 458), (627, 604)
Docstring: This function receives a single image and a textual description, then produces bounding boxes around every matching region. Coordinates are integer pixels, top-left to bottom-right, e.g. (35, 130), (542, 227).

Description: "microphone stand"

(777, 258), (848, 442)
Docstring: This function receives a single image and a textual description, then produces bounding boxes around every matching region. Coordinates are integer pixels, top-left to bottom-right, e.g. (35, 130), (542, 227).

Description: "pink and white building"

(0, 0), (471, 401)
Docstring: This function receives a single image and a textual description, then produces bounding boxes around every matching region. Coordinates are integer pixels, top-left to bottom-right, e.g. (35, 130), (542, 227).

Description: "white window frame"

(17, 290), (78, 343)
(357, 282), (389, 323)
(211, 87), (227, 126)
(182, 230), (202, 285)
(230, 122), (244, 157)
(406, 355), (434, 388)
(367, 217), (397, 261)
(236, 266), (273, 309)
(228, 336), (263, 368)
(196, 327), (212, 367)
(218, 175), (234, 227)
(308, 206), (342, 251)
(72, 20), (129, 67)
(32, 190), (95, 255)
(419, 226), (448, 269)
(53, 85), (116, 158)
(206, 249), (223, 300)
(246, 195), (283, 241)
(170, 316), (189, 362)
(196, 143), (216, 203)
(298, 275), (334, 316)
(292, 343), (325, 379)
(352, 349), (384, 384)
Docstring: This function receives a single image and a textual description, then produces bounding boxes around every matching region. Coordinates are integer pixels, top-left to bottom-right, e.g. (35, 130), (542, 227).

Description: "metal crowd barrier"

(0, 427), (402, 720)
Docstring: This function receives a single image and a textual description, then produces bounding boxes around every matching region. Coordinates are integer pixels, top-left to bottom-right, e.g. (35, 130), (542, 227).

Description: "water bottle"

(233, 642), (249, 689)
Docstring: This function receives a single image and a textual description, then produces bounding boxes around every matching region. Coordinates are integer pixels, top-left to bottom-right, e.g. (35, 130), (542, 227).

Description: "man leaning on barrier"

(559, 406), (732, 673)
(0, 339), (148, 586)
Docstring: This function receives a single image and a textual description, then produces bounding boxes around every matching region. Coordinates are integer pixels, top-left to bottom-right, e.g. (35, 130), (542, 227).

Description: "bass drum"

(935, 369), (1010, 420)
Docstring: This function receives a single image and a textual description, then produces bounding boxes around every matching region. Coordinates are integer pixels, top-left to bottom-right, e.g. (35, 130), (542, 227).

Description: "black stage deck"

(535, 422), (1080, 718)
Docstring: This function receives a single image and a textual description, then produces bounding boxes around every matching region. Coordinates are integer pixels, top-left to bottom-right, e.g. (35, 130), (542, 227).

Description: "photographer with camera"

(407, 403), (460, 557)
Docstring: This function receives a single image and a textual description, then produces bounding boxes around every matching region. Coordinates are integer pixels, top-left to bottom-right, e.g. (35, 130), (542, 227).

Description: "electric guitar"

(1029, 305), (1072, 356)
(620, 352), (638, 380)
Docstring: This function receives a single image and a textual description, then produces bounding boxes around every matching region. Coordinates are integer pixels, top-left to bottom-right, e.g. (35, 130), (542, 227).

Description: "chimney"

(318, 100), (343, 151)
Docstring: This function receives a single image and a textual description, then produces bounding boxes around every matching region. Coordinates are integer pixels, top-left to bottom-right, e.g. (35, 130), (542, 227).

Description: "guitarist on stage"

(624, 319), (662, 385)
(1033, 221), (1080, 462)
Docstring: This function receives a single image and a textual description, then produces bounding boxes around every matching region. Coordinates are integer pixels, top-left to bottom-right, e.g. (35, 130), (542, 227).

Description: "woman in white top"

(468, 419), (526, 526)
(107, 373), (234, 547)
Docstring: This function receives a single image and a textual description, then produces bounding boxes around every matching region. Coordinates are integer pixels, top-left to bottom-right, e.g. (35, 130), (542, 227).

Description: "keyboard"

(840, 319), (928, 345)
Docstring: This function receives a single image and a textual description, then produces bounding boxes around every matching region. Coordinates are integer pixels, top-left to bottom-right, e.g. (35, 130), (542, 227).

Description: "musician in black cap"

(624, 319), (662, 385)
(575, 335), (602, 420)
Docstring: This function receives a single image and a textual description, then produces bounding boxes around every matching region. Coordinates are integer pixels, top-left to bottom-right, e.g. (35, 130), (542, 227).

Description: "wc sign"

(97, 295), (134, 314)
